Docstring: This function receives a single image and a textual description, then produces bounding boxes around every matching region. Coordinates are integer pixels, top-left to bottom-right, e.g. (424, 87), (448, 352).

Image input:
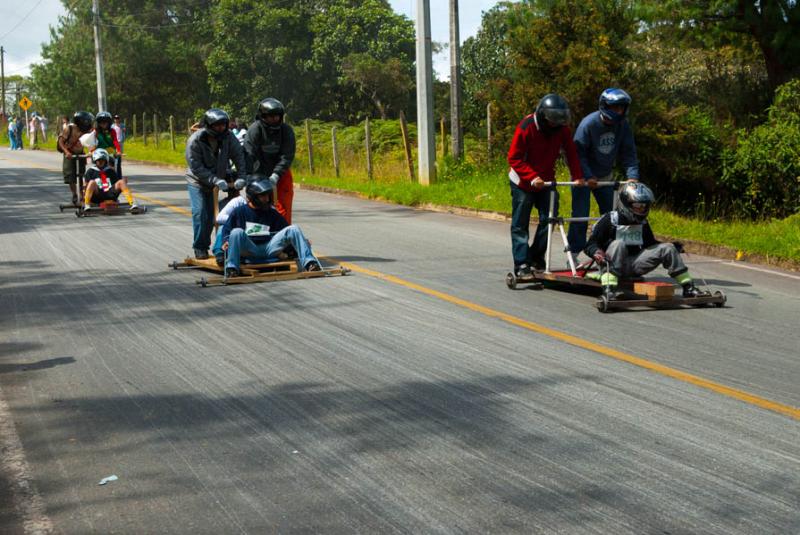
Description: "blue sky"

(2, 0), (502, 80)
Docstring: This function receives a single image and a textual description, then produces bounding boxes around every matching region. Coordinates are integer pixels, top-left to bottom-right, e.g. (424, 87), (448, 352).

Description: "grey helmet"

(618, 182), (654, 223)
(91, 148), (110, 167)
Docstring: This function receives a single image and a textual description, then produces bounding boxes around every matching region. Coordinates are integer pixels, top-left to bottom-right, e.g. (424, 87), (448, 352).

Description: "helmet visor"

(631, 202), (649, 215)
(541, 107), (570, 127)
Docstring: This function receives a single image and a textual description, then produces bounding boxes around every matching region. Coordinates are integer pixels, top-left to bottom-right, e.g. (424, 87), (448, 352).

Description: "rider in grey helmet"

(244, 97), (296, 223)
(584, 182), (710, 300)
(185, 108), (247, 259)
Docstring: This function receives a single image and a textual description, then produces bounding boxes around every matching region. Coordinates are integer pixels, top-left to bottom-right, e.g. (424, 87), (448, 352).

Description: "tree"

(341, 54), (413, 119)
(638, 0), (800, 92)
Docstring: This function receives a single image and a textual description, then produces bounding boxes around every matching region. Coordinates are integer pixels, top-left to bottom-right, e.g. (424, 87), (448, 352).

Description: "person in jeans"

(507, 93), (583, 277)
(568, 88), (639, 263)
(220, 179), (320, 278)
(584, 182), (709, 300)
(185, 108), (246, 259)
(8, 117), (18, 150)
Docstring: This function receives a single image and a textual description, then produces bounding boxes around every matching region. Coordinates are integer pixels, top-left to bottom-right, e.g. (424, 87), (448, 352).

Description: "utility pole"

(449, 0), (463, 160)
(415, 0), (436, 185)
(92, 0), (108, 111)
(1, 46), (5, 116)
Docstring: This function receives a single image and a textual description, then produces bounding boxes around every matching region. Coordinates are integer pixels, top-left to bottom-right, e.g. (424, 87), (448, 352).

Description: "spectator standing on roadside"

(112, 114), (125, 152)
(14, 115), (24, 150)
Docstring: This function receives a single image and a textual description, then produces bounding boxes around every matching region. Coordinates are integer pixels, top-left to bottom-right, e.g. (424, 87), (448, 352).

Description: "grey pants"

(606, 240), (687, 278)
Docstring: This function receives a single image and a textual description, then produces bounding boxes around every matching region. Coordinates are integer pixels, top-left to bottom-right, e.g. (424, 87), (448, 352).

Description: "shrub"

(721, 80), (800, 219)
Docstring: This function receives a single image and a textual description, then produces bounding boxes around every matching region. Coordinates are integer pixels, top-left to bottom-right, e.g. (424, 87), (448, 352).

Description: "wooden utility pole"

(365, 117), (373, 180)
(1, 46), (5, 116)
(305, 119), (314, 174)
(440, 115), (447, 159)
(415, 0), (436, 185)
(449, 0), (463, 159)
(486, 103), (492, 160)
(153, 113), (158, 148)
(331, 127), (340, 178)
(92, 0), (108, 111)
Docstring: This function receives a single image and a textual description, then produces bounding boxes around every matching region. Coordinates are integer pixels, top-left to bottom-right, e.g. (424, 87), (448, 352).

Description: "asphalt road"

(1, 149), (798, 534)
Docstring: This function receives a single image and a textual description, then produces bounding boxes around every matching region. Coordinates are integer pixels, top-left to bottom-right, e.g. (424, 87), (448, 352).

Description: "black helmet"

(599, 88), (631, 124)
(96, 111), (113, 127)
(535, 94), (570, 134)
(618, 182), (654, 223)
(202, 108), (230, 137)
(258, 98), (285, 128)
(245, 179), (274, 210)
(73, 111), (95, 133)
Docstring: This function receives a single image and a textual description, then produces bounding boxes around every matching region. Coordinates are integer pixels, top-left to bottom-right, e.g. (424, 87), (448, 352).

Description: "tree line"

(27, 0), (800, 220)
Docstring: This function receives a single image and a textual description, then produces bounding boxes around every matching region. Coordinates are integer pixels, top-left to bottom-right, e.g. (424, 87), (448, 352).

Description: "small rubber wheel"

(59, 206), (64, 213)
(596, 295), (610, 313)
(199, 277), (208, 288)
(142, 206), (148, 213)
(713, 290), (726, 307)
(169, 261), (178, 270)
(506, 272), (517, 290)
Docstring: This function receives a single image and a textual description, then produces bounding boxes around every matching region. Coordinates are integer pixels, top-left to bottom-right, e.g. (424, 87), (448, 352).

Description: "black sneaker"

(224, 267), (240, 278)
(682, 283), (711, 298)
(215, 254), (224, 267)
(515, 264), (532, 278)
(305, 261), (322, 272)
(194, 249), (209, 260)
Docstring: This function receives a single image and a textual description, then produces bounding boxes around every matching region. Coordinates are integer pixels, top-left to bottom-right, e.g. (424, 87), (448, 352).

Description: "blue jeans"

(187, 184), (214, 253)
(567, 184), (615, 254)
(9, 132), (18, 149)
(225, 226), (319, 271)
(510, 183), (557, 268)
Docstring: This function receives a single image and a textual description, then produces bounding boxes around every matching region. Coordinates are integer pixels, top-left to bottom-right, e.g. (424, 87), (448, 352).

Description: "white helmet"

(91, 148), (110, 166)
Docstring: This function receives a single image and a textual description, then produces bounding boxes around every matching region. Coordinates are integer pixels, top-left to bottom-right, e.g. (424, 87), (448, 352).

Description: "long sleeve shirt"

(220, 203), (289, 246)
(507, 114), (582, 191)
(573, 111), (639, 180)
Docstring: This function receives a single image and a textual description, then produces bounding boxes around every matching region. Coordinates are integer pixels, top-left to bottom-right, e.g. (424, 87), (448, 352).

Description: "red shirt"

(507, 114), (582, 191)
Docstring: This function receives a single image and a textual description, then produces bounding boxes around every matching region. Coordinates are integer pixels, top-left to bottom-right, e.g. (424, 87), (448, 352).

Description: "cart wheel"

(505, 272), (517, 290)
(341, 267), (350, 275)
(141, 206), (148, 213)
(59, 206), (64, 213)
(713, 290), (726, 307)
(75, 209), (82, 218)
(169, 261), (178, 270)
(596, 295), (610, 313)
(198, 277), (208, 288)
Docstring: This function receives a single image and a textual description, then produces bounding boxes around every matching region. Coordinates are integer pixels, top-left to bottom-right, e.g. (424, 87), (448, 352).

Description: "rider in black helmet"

(184, 108), (247, 259)
(244, 97), (296, 223)
(57, 111), (95, 205)
(219, 178), (320, 278)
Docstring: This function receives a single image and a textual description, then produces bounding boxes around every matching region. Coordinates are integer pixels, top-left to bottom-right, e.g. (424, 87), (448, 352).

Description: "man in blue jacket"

(219, 179), (320, 278)
(568, 88), (640, 263)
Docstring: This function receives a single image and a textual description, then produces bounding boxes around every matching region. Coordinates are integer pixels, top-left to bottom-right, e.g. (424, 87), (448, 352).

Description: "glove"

(233, 178), (247, 190)
(672, 241), (685, 253)
(214, 178), (228, 192)
(592, 250), (607, 266)
(268, 173), (279, 188)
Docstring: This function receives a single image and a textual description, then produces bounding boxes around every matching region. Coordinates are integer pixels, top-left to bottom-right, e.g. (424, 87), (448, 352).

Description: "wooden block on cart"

(633, 281), (675, 300)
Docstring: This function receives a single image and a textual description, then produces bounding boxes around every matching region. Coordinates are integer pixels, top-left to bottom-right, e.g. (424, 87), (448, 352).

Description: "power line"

(0, 0), (46, 41)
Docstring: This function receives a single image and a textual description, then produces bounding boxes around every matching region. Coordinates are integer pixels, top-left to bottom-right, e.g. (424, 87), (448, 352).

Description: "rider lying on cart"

(219, 179), (321, 278)
(83, 148), (138, 212)
(584, 182), (710, 301)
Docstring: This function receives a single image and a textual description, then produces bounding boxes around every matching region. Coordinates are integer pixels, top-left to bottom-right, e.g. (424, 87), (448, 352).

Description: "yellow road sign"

(19, 96), (32, 111)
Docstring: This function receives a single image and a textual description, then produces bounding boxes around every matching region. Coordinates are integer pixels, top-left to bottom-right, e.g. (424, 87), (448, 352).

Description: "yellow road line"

(325, 266), (800, 421)
(35, 171), (798, 422)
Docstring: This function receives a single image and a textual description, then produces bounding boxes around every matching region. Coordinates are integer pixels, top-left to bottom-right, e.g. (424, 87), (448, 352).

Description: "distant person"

(14, 116), (24, 150)
(39, 115), (48, 143)
(82, 148), (139, 212)
(8, 116), (19, 150)
(507, 93), (583, 277)
(244, 97), (296, 223)
(112, 114), (125, 151)
(57, 111), (94, 205)
(568, 88), (640, 263)
(28, 114), (40, 149)
(185, 108), (246, 259)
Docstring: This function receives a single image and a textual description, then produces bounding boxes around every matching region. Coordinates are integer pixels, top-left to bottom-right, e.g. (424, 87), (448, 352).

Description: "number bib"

(615, 224), (643, 246)
(245, 221), (271, 237)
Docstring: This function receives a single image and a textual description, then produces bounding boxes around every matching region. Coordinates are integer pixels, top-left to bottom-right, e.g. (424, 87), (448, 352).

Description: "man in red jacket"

(507, 93), (583, 276)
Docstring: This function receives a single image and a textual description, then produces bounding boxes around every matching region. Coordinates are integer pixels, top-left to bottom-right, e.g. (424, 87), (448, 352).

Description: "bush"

(634, 102), (725, 216)
(721, 80), (800, 219)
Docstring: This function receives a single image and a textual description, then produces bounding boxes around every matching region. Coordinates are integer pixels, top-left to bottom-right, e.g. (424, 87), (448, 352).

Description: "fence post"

(365, 116), (373, 181)
(331, 126), (340, 178)
(186, 118), (191, 135)
(304, 119), (314, 174)
(169, 115), (175, 150)
(486, 102), (492, 160)
(153, 113), (159, 148)
(132, 114), (137, 140)
(142, 113), (147, 146)
(399, 111), (414, 182)
(440, 115), (447, 159)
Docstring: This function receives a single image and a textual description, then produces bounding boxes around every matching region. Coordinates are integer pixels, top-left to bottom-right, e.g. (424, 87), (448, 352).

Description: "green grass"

(2, 124), (797, 264)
